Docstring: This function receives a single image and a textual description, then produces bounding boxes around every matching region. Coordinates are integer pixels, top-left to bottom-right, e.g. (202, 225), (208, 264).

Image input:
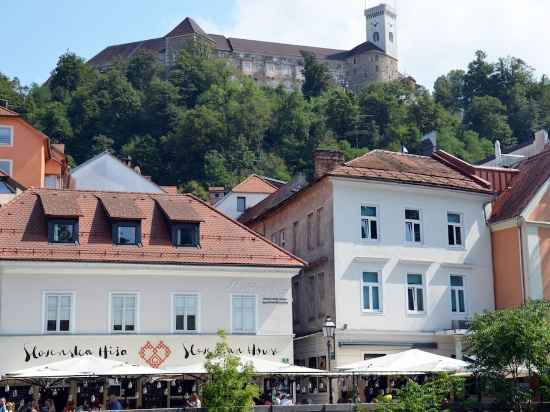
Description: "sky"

(3, 0), (550, 89)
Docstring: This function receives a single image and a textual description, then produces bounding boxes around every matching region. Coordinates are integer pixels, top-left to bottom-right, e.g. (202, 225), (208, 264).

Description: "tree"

(301, 51), (332, 98)
(464, 95), (514, 145)
(202, 331), (260, 412)
(433, 70), (465, 111)
(49, 53), (95, 102)
(466, 300), (550, 411)
(126, 50), (161, 91)
(463, 50), (495, 103)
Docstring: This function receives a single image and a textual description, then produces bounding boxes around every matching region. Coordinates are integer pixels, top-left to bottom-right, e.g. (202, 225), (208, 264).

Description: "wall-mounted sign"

(0, 334), (293, 374)
(262, 297), (288, 304)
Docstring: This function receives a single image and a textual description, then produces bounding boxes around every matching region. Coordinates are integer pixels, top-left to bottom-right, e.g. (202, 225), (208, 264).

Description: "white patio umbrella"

(169, 355), (326, 376)
(4, 355), (170, 379)
(336, 349), (469, 375)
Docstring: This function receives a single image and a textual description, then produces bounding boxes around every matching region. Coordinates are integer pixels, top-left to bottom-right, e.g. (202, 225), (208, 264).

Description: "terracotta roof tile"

(232, 175), (280, 194)
(154, 196), (203, 222)
(0, 106), (19, 117)
(330, 150), (493, 194)
(39, 192), (81, 217)
(0, 189), (304, 268)
(98, 193), (144, 220)
(490, 148), (550, 222)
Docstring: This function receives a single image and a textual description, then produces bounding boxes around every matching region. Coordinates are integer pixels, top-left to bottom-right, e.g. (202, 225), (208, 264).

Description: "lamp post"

(322, 315), (336, 404)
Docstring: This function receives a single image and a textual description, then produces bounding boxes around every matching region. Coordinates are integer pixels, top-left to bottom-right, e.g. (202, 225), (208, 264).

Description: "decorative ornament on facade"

(138, 340), (171, 368)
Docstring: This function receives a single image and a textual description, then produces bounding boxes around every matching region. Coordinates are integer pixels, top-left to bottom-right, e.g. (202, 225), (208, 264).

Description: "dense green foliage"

(374, 375), (463, 412)
(2, 45), (550, 196)
(202, 331), (260, 412)
(466, 300), (550, 411)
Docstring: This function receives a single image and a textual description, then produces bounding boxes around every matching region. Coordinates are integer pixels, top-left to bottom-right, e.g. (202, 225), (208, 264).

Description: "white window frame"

(108, 292), (139, 334)
(42, 291), (75, 334)
(231, 294), (258, 335)
(360, 204), (380, 241)
(404, 207), (423, 244)
(361, 272), (382, 313)
(0, 125), (14, 147)
(242, 61), (253, 75)
(406, 273), (426, 314)
(171, 292), (200, 333)
(0, 159), (13, 176)
(447, 211), (464, 248)
(450, 274), (467, 316)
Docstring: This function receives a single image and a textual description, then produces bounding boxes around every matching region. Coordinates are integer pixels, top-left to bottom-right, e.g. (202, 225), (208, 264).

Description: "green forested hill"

(1, 45), (549, 198)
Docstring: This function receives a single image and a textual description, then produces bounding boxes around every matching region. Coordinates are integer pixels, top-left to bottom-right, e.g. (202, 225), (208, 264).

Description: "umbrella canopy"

(4, 355), (170, 379)
(169, 355), (326, 376)
(336, 349), (469, 375)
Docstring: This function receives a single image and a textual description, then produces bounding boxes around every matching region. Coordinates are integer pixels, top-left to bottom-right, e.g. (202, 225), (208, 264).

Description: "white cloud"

(204, 0), (550, 88)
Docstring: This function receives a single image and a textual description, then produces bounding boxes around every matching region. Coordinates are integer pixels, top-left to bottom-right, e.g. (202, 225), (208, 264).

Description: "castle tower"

(365, 3), (397, 60)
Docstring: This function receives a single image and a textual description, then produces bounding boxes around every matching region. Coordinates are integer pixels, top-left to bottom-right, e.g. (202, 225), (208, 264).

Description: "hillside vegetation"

(1, 44), (549, 198)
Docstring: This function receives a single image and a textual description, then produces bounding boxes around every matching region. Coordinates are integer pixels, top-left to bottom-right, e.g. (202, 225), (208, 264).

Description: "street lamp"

(322, 315), (336, 404)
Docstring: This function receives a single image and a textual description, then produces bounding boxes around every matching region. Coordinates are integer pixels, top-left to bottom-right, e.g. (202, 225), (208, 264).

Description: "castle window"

(353, 57), (357, 65)
(373, 32), (380, 42)
(265, 63), (276, 77)
(389, 32), (394, 42)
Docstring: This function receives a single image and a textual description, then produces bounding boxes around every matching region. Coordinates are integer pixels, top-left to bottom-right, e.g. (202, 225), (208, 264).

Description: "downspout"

(518, 217), (527, 304)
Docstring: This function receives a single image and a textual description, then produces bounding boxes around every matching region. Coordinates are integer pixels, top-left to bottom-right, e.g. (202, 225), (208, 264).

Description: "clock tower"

(365, 3), (398, 60)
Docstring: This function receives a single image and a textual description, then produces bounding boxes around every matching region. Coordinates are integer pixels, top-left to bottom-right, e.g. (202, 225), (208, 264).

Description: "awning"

(336, 349), (469, 375)
(3, 355), (171, 380)
(169, 355), (327, 376)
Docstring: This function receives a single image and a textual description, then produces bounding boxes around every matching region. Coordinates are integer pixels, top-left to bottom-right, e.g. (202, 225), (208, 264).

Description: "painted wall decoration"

(0, 334), (293, 374)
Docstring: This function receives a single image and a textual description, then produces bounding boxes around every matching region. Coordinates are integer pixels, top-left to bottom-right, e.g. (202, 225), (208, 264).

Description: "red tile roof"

(0, 106), (19, 117)
(329, 150), (493, 194)
(490, 148), (550, 223)
(39, 192), (81, 217)
(98, 193), (145, 220)
(231, 175), (280, 194)
(0, 189), (304, 267)
(154, 197), (203, 222)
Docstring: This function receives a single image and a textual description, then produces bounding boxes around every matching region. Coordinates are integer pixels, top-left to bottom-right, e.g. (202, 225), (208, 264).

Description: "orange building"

(489, 148), (550, 308)
(0, 106), (67, 188)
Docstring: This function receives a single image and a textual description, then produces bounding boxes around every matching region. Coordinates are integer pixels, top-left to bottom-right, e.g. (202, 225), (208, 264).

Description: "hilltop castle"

(88, 3), (399, 92)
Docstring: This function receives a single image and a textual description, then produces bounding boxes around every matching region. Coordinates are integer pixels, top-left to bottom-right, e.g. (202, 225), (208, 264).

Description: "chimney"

(419, 131), (437, 156)
(208, 187), (225, 205)
(534, 129), (548, 153)
(313, 149), (344, 179)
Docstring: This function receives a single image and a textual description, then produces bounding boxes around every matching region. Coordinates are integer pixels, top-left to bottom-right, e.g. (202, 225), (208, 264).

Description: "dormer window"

(48, 219), (78, 244)
(172, 223), (200, 247)
(113, 221), (141, 245)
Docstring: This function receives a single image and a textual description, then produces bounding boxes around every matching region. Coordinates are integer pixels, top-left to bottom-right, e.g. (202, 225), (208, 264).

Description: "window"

(265, 62), (276, 77)
(48, 219), (78, 244)
(281, 65), (292, 76)
(373, 32), (380, 42)
(111, 293), (137, 332)
(317, 272), (325, 318)
(280, 229), (286, 248)
(172, 223), (200, 247)
(361, 205), (378, 240)
(0, 126), (13, 146)
(0, 180), (15, 194)
(292, 281), (300, 326)
(292, 221), (299, 253)
(450, 275), (466, 314)
(44, 175), (59, 189)
(242, 61), (253, 74)
(407, 274), (425, 313)
(0, 159), (12, 176)
(237, 196), (246, 212)
(232, 295), (256, 334)
(113, 222), (140, 245)
(447, 212), (463, 247)
(307, 275), (316, 320)
(404, 208), (422, 243)
(174, 294), (199, 332)
(362, 272), (381, 312)
(389, 31), (394, 42)
(295, 66), (304, 80)
(307, 212), (314, 250)
(44, 293), (72, 332)
(316, 208), (324, 247)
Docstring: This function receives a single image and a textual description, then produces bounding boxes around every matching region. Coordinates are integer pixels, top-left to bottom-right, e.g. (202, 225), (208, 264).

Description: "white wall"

(215, 192), (269, 219)
(365, 4), (397, 59)
(0, 262), (295, 336)
(71, 153), (163, 193)
(331, 178), (494, 333)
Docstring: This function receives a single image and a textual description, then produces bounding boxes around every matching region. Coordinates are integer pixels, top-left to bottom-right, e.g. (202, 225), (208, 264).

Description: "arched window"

(389, 32), (394, 42)
(373, 32), (380, 42)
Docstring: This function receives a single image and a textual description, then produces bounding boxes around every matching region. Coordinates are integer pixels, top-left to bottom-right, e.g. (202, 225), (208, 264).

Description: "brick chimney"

(208, 187), (225, 205)
(313, 149), (344, 179)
